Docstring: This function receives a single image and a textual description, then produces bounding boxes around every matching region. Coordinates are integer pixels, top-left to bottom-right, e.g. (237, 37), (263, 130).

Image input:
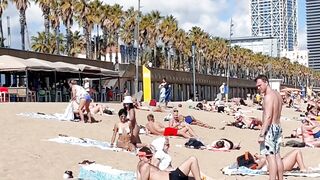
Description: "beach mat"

(48, 135), (133, 154)
(78, 163), (136, 180)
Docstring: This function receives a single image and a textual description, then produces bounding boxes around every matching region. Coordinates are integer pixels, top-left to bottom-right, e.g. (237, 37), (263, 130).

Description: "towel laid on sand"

(48, 135), (133, 154)
(222, 165), (320, 177)
(17, 112), (78, 121)
(78, 163), (136, 180)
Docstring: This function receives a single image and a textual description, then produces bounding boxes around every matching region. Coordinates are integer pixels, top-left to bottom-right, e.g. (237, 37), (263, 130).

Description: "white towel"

(151, 137), (172, 170)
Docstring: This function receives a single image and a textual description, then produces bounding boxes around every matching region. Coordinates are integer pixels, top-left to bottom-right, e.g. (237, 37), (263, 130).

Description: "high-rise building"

(251, 0), (297, 52)
(306, 0), (320, 70)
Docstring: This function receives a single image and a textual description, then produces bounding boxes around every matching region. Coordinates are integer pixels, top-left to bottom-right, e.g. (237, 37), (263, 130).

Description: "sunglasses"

(173, 110), (178, 112)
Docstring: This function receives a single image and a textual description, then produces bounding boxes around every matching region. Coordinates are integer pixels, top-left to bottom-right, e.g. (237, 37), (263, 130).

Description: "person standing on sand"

(255, 75), (284, 180)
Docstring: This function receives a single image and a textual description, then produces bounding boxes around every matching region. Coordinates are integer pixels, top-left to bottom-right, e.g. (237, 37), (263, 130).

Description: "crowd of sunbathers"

(66, 81), (318, 179)
(284, 98), (320, 148)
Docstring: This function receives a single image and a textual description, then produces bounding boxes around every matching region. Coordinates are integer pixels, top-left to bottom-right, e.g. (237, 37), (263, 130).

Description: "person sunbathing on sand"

(145, 114), (195, 138)
(226, 114), (262, 130)
(210, 138), (240, 150)
(150, 137), (213, 179)
(137, 146), (203, 180)
(168, 110), (198, 137)
(110, 109), (135, 152)
(301, 118), (320, 147)
(253, 149), (307, 172)
(177, 114), (214, 129)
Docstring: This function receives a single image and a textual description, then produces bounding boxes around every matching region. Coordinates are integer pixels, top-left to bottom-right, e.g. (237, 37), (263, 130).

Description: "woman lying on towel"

(110, 109), (135, 152)
(301, 118), (320, 147)
(210, 138), (240, 150)
(226, 115), (262, 130)
(177, 114), (215, 129)
(253, 149), (307, 172)
(168, 110), (205, 135)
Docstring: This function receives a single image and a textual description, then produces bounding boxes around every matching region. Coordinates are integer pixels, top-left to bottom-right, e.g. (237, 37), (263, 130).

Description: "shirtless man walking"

(145, 114), (194, 138)
(255, 75), (284, 180)
(137, 146), (202, 180)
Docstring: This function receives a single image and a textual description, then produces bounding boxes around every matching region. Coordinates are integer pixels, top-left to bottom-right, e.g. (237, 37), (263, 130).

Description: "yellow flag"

(143, 65), (151, 102)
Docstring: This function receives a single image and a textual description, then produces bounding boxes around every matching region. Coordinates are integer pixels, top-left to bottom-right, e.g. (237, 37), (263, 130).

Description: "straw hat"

(123, 96), (133, 104)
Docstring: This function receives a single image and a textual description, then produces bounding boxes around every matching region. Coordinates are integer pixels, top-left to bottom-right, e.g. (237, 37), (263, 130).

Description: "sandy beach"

(1, 101), (319, 180)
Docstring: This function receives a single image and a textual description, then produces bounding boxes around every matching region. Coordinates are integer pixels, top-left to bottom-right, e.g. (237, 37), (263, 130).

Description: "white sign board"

(269, 79), (282, 92)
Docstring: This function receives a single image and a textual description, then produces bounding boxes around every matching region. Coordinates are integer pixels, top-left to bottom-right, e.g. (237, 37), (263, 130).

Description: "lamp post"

(192, 42), (196, 101)
(134, 0), (141, 95)
(226, 18), (233, 102)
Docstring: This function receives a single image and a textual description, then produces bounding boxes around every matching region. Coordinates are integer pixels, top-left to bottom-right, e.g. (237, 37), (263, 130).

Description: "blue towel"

(79, 166), (136, 180)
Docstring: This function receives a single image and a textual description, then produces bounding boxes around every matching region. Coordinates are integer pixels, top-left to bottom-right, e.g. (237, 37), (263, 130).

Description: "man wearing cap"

(137, 146), (202, 180)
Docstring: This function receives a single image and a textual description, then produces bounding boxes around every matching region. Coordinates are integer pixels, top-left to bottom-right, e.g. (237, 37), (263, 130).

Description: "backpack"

(236, 151), (257, 169)
(149, 99), (157, 106)
(184, 138), (205, 149)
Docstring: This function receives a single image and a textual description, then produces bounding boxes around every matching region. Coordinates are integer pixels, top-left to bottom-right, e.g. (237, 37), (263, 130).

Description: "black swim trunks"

(169, 168), (188, 180)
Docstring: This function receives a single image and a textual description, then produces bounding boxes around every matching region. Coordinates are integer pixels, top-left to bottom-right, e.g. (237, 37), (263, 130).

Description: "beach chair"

(17, 88), (27, 102)
(37, 90), (47, 102)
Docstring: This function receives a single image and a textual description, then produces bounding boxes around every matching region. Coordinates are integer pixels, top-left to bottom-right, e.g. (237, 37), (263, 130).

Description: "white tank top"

(75, 85), (88, 98)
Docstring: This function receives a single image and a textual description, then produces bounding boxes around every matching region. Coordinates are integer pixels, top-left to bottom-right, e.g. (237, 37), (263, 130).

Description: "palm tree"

(11, 0), (30, 50)
(120, 7), (137, 63)
(33, 0), (50, 46)
(74, 0), (96, 59)
(139, 10), (162, 67)
(159, 15), (178, 69)
(109, 4), (123, 63)
(0, 0), (8, 47)
(60, 0), (73, 56)
(88, 0), (103, 60)
(49, 0), (61, 54)
(31, 31), (47, 52)
(69, 30), (84, 57)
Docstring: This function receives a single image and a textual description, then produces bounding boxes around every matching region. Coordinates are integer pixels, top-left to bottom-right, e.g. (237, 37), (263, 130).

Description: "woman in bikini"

(169, 109), (198, 137)
(301, 119), (320, 147)
(110, 108), (135, 152)
(178, 114), (214, 129)
(123, 96), (144, 148)
(254, 149), (307, 172)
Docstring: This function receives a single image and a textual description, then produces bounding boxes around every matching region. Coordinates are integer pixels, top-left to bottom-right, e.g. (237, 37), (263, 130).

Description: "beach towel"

(17, 112), (78, 121)
(78, 163), (136, 180)
(48, 135), (134, 154)
(222, 165), (320, 177)
(17, 102), (76, 121)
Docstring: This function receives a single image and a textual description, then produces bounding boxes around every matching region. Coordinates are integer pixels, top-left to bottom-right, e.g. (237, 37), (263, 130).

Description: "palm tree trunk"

(66, 20), (71, 56)
(84, 23), (90, 59)
(19, 9), (26, 50)
(43, 7), (50, 47)
(55, 25), (60, 55)
(0, 16), (4, 47)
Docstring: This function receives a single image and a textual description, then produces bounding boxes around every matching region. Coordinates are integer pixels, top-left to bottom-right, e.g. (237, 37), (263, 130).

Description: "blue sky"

(2, 0), (307, 50)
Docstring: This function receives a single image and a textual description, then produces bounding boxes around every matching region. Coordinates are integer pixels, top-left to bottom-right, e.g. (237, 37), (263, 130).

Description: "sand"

(0, 101), (319, 180)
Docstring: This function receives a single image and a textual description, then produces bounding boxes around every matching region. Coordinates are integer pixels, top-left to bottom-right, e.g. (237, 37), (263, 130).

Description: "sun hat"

(84, 77), (89, 81)
(123, 96), (133, 104)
